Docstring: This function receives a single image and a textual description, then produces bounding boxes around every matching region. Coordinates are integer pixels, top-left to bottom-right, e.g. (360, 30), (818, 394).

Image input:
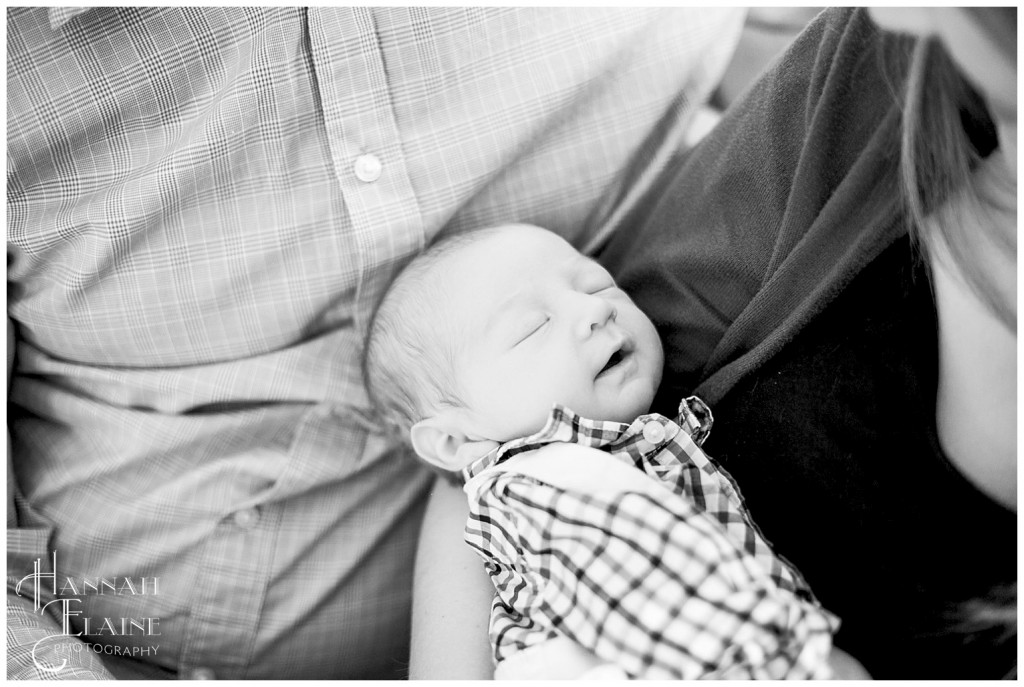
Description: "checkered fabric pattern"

(7, 7), (743, 679)
(462, 398), (839, 679)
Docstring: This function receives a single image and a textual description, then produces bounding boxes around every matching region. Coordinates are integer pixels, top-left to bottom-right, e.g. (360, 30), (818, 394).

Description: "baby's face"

(438, 225), (663, 443)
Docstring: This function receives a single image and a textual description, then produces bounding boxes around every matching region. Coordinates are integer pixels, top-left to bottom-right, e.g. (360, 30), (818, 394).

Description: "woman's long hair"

(898, 7), (1016, 328)
(886, 7), (1017, 665)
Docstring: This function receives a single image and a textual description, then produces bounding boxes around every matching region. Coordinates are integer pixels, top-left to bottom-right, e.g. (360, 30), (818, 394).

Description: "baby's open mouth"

(597, 346), (629, 377)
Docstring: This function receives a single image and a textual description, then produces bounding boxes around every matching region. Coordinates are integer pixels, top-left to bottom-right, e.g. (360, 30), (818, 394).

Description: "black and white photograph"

(6, 5), (1016, 680)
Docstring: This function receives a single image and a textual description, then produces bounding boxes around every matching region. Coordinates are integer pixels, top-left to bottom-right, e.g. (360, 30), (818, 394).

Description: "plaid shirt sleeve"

(636, 397), (818, 598)
(463, 494), (562, 655)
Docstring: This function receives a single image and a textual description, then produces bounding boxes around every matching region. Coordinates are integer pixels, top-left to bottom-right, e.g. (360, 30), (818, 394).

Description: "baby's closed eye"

(575, 262), (617, 294)
(515, 316), (549, 345)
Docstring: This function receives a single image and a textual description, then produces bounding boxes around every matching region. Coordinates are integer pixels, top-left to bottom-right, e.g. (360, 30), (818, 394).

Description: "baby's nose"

(578, 295), (616, 337)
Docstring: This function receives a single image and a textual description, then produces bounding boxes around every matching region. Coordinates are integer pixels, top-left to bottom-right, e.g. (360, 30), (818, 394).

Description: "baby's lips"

(593, 331), (634, 378)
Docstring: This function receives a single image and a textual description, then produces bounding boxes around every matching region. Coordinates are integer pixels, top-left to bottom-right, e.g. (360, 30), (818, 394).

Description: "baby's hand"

(494, 637), (610, 680)
(827, 647), (871, 679)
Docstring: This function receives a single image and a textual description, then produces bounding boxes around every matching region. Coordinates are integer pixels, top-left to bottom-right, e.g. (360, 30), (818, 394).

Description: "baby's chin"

(596, 384), (658, 424)
(603, 403), (654, 425)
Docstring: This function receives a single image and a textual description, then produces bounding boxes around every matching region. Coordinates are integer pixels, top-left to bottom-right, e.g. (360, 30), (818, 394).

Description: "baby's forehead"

(458, 228), (581, 273)
(412, 234), (519, 329)
(416, 225), (597, 315)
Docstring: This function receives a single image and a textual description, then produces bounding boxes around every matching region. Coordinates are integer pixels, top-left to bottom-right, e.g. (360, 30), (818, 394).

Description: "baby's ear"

(410, 415), (498, 472)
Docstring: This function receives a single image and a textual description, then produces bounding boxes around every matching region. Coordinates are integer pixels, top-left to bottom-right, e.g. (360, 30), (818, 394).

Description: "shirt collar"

(461, 396), (713, 482)
(49, 8), (91, 31)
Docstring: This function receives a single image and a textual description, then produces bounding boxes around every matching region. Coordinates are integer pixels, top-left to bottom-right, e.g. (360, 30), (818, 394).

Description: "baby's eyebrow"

(574, 255), (614, 281)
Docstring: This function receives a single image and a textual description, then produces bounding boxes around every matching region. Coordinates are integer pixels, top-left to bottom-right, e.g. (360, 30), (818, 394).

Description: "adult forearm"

(8, 316), (17, 523)
(408, 479), (493, 679)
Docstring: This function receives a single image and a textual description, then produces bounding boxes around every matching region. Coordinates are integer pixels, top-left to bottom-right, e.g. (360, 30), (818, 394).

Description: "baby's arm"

(494, 638), (868, 680)
(494, 637), (623, 680)
(828, 646), (872, 679)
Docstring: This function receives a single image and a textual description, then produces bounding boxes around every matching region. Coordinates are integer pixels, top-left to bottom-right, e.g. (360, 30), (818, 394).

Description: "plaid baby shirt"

(462, 397), (839, 679)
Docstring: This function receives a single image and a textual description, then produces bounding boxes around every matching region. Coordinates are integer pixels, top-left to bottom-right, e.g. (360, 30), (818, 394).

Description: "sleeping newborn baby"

(363, 224), (839, 679)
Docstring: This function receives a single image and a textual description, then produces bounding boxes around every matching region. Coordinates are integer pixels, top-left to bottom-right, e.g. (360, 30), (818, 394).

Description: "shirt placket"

(173, 10), (426, 678)
(178, 502), (284, 680)
(306, 7), (426, 336)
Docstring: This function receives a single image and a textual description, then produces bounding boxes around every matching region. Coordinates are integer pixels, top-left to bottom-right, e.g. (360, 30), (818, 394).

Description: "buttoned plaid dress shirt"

(7, 6), (743, 679)
(461, 399), (839, 679)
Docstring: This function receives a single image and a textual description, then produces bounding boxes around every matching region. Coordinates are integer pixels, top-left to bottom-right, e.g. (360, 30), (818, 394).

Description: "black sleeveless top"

(700, 237), (1015, 678)
(601, 8), (1015, 678)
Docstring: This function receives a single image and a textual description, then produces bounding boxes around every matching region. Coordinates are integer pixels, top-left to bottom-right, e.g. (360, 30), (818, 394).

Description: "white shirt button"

(642, 421), (667, 444)
(189, 667), (216, 680)
(232, 507), (260, 530)
(353, 154), (382, 182)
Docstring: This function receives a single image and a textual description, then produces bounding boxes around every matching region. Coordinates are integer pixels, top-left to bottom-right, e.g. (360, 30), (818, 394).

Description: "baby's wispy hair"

(362, 227), (503, 440)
